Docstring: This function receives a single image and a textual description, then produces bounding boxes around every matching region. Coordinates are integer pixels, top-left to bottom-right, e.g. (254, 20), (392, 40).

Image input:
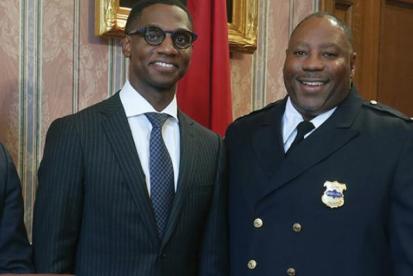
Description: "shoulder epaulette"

(363, 100), (413, 122)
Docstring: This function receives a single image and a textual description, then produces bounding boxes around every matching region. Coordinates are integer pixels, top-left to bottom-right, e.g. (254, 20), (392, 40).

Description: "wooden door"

(320, 0), (413, 117)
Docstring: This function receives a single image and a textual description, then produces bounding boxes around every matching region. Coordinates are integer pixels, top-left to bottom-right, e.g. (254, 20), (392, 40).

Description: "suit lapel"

(161, 111), (196, 249)
(258, 89), (363, 199)
(99, 93), (160, 243)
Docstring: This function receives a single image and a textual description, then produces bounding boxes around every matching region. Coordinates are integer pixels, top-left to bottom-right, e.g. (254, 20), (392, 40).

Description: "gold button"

(247, 259), (257, 270)
(292, 223), (302, 232)
(287, 267), (296, 276)
(370, 100), (378, 105)
(253, 218), (263, 228)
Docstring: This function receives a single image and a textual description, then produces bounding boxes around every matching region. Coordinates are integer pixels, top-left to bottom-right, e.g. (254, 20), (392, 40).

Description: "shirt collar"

(283, 96), (336, 141)
(119, 80), (178, 120)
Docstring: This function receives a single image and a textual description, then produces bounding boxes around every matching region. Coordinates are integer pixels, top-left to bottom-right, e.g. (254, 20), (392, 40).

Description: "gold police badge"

(321, 181), (347, 208)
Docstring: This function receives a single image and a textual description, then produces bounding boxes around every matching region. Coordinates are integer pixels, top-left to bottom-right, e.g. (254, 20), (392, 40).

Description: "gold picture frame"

(227, 0), (258, 53)
(95, 0), (258, 53)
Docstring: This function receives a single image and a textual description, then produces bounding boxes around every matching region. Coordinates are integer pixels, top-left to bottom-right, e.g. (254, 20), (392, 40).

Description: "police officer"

(226, 12), (413, 276)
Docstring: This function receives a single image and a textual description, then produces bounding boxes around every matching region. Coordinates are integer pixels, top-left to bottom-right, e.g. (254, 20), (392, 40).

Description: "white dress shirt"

(282, 97), (336, 153)
(119, 80), (180, 194)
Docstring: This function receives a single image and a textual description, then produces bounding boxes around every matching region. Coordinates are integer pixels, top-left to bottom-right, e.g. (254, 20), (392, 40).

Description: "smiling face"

(283, 16), (356, 120)
(122, 4), (192, 97)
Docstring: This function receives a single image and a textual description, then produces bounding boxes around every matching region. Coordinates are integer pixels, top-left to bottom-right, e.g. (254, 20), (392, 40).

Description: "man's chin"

(150, 79), (179, 91)
(292, 101), (324, 119)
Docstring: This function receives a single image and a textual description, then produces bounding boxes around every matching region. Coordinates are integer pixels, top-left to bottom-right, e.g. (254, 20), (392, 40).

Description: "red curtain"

(177, 0), (233, 137)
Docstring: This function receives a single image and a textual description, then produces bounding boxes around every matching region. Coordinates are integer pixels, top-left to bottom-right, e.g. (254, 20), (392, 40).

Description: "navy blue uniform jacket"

(225, 88), (413, 276)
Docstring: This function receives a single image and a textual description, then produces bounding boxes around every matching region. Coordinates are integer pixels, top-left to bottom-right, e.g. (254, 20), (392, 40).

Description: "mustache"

(297, 73), (327, 79)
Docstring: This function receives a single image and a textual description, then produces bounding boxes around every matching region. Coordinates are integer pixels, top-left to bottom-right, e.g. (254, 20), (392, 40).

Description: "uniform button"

(410, 117), (413, 121)
(287, 267), (296, 276)
(253, 218), (263, 228)
(370, 100), (378, 105)
(247, 259), (257, 270)
(292, 223), (302, 232)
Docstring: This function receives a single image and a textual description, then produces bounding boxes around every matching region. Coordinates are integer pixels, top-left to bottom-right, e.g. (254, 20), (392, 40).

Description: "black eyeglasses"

(126, 25), (198, 49)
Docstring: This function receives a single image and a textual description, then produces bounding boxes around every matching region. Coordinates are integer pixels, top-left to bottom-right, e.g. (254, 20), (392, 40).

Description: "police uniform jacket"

(225, 87), (413, 276)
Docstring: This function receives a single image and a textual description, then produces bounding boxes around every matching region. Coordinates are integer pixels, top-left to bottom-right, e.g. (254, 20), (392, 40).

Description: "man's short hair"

(124, 0), (193, 34)
(291, 12), (353, 48)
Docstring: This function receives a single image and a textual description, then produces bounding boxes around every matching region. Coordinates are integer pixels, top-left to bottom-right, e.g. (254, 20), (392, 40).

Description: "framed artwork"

(95, 0), (258, 53)
(227, 0), (258, 53)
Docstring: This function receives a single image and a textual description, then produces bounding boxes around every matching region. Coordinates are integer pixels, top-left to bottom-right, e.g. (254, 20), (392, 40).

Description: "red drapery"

(177, 0), (233, 137)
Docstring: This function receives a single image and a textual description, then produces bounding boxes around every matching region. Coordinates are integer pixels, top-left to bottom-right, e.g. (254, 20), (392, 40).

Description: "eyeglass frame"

(125, 25), (198, 49)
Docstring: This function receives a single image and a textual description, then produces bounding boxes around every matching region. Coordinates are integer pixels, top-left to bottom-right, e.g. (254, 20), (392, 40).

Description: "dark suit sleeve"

(0, 144), (33, 273)
(390, 128), (413, 275)
(33, 118), (84, 273)
(199, 136), (229, 276)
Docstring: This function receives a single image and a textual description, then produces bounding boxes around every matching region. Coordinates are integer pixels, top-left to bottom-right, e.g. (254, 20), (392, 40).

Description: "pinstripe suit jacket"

(0, 143), (33, 273)
(33, 93), (228, 276)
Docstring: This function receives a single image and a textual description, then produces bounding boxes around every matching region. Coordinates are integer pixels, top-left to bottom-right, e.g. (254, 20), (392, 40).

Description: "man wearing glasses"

(33, 1), (228, 275)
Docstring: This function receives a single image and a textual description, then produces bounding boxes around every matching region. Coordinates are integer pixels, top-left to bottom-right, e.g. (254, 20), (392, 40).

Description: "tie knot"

(145, 112), (170, 129)
(296, 120), (315, 137)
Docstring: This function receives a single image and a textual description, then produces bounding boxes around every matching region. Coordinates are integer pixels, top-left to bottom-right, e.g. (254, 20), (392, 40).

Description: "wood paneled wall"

(320, 0), (413, 117)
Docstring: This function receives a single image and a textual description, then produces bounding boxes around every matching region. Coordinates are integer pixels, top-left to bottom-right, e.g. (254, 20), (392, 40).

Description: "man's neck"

(129, 81), (176, 112)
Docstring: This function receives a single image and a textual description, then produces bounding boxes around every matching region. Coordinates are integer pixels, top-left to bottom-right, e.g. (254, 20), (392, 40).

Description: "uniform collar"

(282, 97), (336, 143)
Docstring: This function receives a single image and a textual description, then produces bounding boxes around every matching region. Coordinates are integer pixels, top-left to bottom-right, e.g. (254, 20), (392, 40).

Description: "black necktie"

(287, 120), (315, 154)
(145, 112), (175, 238)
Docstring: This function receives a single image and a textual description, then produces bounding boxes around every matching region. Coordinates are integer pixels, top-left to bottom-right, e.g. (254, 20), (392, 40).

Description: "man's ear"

(121, 36), (132, 58)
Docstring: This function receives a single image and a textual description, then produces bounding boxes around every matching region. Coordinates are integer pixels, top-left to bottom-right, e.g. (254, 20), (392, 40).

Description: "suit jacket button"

(292, 223), (302, 232)
(247, 259), (257, 270)
(253, 218), (263, 228)
(287, 267), (296, 276)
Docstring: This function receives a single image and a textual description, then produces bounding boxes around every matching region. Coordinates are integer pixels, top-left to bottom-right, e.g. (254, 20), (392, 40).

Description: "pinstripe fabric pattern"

(33, 93), (228, 276)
